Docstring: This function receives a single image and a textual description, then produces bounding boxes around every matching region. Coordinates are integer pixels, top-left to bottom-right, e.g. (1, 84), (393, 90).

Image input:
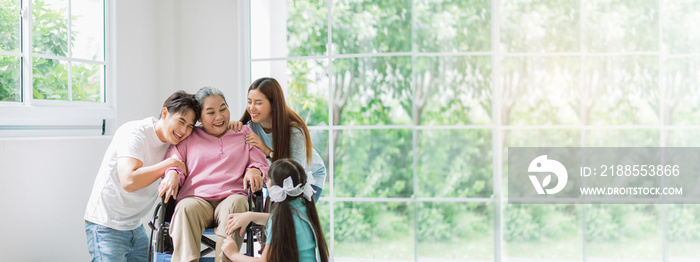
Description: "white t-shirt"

(84, 117), (168, 230)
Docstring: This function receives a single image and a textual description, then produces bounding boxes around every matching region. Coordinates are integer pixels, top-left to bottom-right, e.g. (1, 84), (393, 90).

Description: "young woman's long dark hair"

(267, 159), (328, 262)
(240, 77), (313, 165)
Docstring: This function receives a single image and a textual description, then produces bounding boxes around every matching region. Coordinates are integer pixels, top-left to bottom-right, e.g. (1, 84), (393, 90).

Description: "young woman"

(232, 77), (326, 202)
(84, 91), (199, 261)
(162, 86), (269, 262)
(221, 159), (329, 262)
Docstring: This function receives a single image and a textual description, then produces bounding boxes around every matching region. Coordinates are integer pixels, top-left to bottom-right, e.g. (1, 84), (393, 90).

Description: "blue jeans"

(85, 221), (149, 262)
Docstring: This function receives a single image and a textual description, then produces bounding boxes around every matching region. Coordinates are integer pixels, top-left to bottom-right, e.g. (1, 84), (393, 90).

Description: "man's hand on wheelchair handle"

(243, 168), (263, 192)
(158, 170), (179, 203)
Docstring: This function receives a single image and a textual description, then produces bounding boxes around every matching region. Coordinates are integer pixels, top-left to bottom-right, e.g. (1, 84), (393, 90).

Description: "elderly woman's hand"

(243, 168), (263, 192)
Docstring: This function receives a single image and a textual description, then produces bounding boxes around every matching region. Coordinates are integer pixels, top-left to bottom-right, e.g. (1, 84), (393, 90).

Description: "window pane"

(663, 0), (700, 54)
(418, 202), (493, 261)
(33, 0), (69, 57)
(309, 129), (330, 198)
(252, 60), (329, 126)
(288, 0), (327, 57)
(334, 201), (414, 260)
(664, 58), (700, 125)
(334, 129), (412, 198)
(72, 0), (104, 61)
(503, 129), (580, 197)
(585, 129), (659, 147)
(502, 56), (580, 125)
(316, 200), (331, 247)
(667, 204), (700, 261)
(72, 62), (102, 102)
(333, 56), (412, 126)
(585, 204), (662, 261)
(582, 0), (658, 52)
(32, 57), (68, 100)
(0, 0), (21, 53)
(250, 0), (327, 59)
(415, 56), (492, 125)
(582, 56), (659, 125)
(417, 129), (492, 198)
(501, 0), (580, 53)
(667, 129), (700, 147)
(0, 55), (21, 102)
(414, 0), (490, 52)
(332, 0), (411, 54)
(504, 204), (582, 261)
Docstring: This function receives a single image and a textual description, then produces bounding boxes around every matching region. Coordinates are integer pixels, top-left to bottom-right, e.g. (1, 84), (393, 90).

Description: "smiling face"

(246, 89), (272, 127)
(200, 95), (230, 137)
(160, 108), (196, 145)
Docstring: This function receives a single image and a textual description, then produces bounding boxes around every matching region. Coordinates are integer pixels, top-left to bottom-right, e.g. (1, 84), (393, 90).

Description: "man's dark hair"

(160, 90), (201, 121)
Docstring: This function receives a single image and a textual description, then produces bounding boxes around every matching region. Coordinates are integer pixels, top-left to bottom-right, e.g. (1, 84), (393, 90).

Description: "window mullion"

(22, 0), (33, 106)
(67, 0), (72, 102)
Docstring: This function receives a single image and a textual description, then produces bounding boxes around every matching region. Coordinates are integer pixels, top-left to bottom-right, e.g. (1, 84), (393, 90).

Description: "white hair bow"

(268, 171), (316, 202)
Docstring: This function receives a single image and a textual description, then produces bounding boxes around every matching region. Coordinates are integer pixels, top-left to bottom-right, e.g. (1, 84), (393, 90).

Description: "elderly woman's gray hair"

(195, 86), (227, 108)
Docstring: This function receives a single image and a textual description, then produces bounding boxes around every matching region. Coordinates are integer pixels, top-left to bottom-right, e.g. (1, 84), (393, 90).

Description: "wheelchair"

(148, 184), (267, 262)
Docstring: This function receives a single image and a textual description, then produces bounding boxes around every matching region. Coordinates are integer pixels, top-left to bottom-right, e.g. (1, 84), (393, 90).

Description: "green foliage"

(0, 0), (102, 102)
(666, 205), (700, 242)
(582, 0), (658, 52)
(335, 202), (411, 242)
(287, 0), (327, 57)
(287, 60), (328, 126)
(32, 57), (68, 100)
(584, 204), (659, 242)
(414, 56), (492, 125)
(0, 55), (21, 102)
(418, 202), (491, 241)
(663, 0), (700, 54)
(334, 129), (412, 198)
(72, 63), (102, 102)
(418, 129), (492, 198)
(0, 0), (21, 102)
(332, 0), (412, 54)
(504, 204), (579, 242)
(0, 0), (20, 52)
(335, 56), (413, 125)
(501, 0), (580, 52)
(414, 0), (491, 52)
(32, 0), (71, 56)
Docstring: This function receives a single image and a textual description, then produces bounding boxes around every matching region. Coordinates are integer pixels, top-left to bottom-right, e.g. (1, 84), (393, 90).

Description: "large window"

(0, 0), (112, 135)
(245, 0), (700, 261)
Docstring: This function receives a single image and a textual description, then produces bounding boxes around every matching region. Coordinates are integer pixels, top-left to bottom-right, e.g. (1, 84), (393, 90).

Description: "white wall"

(0, 1), (241, 260)
(158, 0), (243, 118)
(0, 137), (111, 261)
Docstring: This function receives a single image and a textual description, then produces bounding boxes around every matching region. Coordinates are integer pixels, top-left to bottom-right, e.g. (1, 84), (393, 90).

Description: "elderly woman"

(160, 86), (269, 262)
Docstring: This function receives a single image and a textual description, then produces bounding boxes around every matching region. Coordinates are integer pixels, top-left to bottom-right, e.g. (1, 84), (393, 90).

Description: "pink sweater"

(165, 125), (269, 201)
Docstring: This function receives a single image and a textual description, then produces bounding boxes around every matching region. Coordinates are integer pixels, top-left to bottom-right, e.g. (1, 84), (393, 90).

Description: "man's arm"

(117, 156), (185, 192)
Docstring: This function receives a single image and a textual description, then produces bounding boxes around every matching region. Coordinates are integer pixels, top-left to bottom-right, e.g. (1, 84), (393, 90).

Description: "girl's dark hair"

(240, 77), (312, 165)
(267, 159), (328, 262)
(160, 90), (201, 121)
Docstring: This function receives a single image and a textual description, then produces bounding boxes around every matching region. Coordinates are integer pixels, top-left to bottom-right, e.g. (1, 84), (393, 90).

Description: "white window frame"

(241, 0), (698, 261)
(0, 0), (116, 137)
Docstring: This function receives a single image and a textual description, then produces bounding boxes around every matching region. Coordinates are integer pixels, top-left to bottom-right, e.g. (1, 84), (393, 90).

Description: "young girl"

(231, 77), (327, 202)
(221, 159), (329, 262)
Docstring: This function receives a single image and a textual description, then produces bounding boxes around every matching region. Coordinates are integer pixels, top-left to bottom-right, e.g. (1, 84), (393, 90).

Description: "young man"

(84, 91), (200, 262)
